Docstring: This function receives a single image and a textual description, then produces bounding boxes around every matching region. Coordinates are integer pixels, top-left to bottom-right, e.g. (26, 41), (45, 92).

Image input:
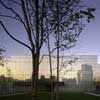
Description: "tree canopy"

(0, 0), (95, 100)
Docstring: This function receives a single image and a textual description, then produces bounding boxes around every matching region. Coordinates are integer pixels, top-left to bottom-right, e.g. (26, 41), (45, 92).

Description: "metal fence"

(0, 75), (31, 96)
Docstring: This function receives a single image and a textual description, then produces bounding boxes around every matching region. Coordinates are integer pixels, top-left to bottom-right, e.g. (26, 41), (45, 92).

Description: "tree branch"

(0, 21), (32, 51)
(0, 14), (28, 32)
(0, 0), (24, 24)
(21, 0), (34, 48)
(0, 14), (22, 22)
(25, 0), (36, 43)
(40, 0), (45, 47)
(39, 54), (45, 64)
(35, 0), (40, 51)
(10, 0), (21, 6)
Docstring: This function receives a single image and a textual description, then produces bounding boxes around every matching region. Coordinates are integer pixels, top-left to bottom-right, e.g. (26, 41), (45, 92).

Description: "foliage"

(47, 0), (95, 50)
(0, 48), (5, 66)
(0, 0), (95, 100)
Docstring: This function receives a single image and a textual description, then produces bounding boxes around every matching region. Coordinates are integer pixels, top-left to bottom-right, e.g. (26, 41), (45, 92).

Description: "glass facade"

(0, 55), (100, 94)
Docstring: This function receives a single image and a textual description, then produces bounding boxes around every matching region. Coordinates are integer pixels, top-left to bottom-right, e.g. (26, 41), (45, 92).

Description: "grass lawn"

(0, 92), (100, 100)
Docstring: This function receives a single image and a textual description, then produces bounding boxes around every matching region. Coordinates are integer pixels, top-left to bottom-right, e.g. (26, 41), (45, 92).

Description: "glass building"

(0, 55), (100, 92)
(0, 55), (100, 81)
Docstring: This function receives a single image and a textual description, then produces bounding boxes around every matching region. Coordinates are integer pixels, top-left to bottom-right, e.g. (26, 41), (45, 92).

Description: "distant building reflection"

(62, 64), (94, 92)
(0, 55), (100, 92)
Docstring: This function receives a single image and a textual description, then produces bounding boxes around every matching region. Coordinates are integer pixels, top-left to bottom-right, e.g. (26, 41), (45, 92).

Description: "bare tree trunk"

(56, 0), (60, 100)
(56, 36), (60, 100)
(47, 36), (54, 100)
(31, 0), (40, 99)
(32, 50), (40, 100)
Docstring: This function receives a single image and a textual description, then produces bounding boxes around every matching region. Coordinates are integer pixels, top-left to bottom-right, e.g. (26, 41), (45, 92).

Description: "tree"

(0, 48), (5, 66)
(47, 34), (54, 100)
(47, 0), (95, 99)
(0, 0), (95, 100)
(0, 0), (47, 99)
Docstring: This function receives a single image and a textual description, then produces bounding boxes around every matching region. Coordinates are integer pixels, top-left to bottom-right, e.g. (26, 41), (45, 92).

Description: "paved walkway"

(85, 92), (100, 97)
(0, 92), (30, 97)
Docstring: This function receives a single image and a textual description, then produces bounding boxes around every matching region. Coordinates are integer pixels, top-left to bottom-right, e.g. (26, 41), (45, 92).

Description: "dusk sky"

(0, 0), (100, 62)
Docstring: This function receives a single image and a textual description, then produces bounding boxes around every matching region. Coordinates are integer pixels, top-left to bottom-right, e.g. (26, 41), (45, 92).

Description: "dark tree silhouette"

(46, 0), (95, 100)
(0, 48), (5, 66)
(0, 0), (95, 100)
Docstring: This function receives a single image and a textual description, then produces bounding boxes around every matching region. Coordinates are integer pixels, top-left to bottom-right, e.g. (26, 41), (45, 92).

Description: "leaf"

(75, 13), (80, 19)
(80, 10), (88, 15)
(87, 8), (96, 12)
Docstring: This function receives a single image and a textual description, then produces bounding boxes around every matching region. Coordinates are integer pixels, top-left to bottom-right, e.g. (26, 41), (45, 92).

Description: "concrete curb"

(85, 92), (100, 97)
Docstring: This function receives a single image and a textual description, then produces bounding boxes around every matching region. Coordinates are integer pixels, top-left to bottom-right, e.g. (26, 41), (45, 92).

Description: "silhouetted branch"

(0, 48), (5, 67)
(0, 21), (32, 51)
(50, 42), (76, 54)
(60, 57), (78, 76)
(0, 14), (22, 22)
(0, 0), (24, 24)
(39, 55), (45, 64)
(21, 0), (34, 47)
(40, 0), (45, 47)
(10, 0), (21, 6)
(25, 0), (36, 42)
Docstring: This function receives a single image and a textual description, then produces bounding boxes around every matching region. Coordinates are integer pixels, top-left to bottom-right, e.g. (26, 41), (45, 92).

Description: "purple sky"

(0, 0), (100, 63)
